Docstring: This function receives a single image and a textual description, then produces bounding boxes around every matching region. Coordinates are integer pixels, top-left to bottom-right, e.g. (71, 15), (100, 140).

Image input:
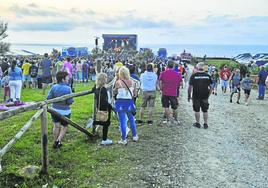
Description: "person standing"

(76, 60), (82, 82)
(113, 67), (138, 145)
(29, 62), (38, 89)
(21, 59), (31, 88)
(92, 73), (113, 145)
(40, 53), (52, 95)
(220, 65), (231, 94)
(211, 70), (219, 95)
(158, 60), (182, 124)
(47, 71), (73, 149)
(8, 60), (23, 104)
(82, 59), (89, 82)
(256, 66), (268, 100)
(61, 57), (73, 90)
(188, 62), (212, 129)
(137, 64), (158, 126)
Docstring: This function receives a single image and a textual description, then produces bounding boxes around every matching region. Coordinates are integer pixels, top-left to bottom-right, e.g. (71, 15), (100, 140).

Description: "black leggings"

(93, 105), (112, 140)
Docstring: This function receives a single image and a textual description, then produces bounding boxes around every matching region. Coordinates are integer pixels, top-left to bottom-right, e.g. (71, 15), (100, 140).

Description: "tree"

(0, 21), (10, 55)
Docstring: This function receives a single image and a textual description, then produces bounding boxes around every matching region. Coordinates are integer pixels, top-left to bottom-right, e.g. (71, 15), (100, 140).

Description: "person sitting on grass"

(47, 71), (73, 149)
(92, 73), (113, 145)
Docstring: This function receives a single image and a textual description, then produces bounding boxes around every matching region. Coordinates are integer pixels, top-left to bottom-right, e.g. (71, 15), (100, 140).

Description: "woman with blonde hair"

(93, 72), (113, 145)
(113, 66), (138, 145)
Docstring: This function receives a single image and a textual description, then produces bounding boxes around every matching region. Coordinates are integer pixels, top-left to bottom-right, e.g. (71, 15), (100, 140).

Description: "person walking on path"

(230, 69), (242, 104)
(158, 60), (182, 124)
(220, 65), (231, 94)
(256, 66), (268, 100)
(137, 64), (158, 126)
(188, 62), (212, 129)
(40, 53), (52, 95)
(8, 60), (23, 104)
(47, 71), (73, 149)
(241, 73), (253, 105)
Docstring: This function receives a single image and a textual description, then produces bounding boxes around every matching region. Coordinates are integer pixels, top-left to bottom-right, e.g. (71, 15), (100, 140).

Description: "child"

(211, 70), (220, 95)
(241, 73), (253, 106)
(47, 71), (73, 149)
(1, 73), (10, 102)
(230, 69), (241, 104)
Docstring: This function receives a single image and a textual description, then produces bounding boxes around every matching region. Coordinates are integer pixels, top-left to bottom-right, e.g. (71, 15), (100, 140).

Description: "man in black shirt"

(188, 62), (212, 129)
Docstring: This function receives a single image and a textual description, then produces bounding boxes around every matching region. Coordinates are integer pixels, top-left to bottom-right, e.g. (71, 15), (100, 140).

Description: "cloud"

(8, 4), (173, 31)
(11, 21), (77, 31)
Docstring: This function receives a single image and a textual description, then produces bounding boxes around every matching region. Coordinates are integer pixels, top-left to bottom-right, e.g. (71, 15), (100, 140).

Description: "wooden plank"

(0, 90), (94, 121)
(47, 108), (94, 138)
(0, 109), (43, 158)
(40, 106), (48, 175)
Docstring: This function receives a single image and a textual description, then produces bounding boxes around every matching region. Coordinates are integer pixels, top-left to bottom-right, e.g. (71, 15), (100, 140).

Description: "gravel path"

(121, 85), (268, 187)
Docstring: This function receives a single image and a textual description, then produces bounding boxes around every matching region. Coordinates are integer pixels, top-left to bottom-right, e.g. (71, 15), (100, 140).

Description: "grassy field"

(206, 59), (239, 70)
(0, 82), (140, 187)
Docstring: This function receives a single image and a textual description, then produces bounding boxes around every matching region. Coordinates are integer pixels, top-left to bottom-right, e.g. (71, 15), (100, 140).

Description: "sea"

(10, 43), (268, 58)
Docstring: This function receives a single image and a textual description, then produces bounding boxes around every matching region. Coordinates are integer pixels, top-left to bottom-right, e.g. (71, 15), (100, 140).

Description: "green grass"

(206, 59), (239, 70)
(0, 82), (136, 187)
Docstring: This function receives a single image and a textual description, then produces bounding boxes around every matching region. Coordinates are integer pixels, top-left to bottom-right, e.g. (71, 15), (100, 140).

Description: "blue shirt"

(40, 58), (52, 77)
(47, 82), (73, 111)
(131, 74), (140, 81)
(8, 67), (23, 81)
(140, 71), (158, 91)
(258, 70), (268, 85)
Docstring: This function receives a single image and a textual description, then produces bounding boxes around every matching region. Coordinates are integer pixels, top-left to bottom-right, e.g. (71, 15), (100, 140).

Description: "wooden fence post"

(0, 158), (2, 173)
(40, 105), (48, 174)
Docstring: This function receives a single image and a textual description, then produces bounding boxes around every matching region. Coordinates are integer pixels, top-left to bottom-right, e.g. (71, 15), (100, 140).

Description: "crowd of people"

(1, 53), (268, 148)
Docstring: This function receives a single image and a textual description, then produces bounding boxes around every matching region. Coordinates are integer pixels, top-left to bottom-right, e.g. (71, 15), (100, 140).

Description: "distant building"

(102, 34), (138, 51)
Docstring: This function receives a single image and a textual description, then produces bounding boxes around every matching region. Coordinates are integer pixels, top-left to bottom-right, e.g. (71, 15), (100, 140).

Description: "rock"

(18, 165), (40, 179)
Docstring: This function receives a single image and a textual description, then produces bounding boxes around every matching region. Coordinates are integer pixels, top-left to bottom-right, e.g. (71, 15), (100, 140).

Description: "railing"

(0, 90), (94, 174)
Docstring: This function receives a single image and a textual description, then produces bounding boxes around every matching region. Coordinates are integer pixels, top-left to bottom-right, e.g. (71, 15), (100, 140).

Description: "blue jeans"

(82, 70), (88, 82)
(118, 111), (137, 140)
(258, 84), (266, 98)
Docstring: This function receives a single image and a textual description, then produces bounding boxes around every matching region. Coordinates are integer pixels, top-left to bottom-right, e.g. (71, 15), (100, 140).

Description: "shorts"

(192, 98), (209, 112)
(232, 86), (241, 93)
(31, 77), (37, 82)
(161, 95), (178, 109)
(51, 113), (71, 127)
(221, 80), (229, 88)
(42, 76), (52, 84)
(23, 75), (31, 81)
(141, 91), (156, 108)
(244, 89), (251, 95)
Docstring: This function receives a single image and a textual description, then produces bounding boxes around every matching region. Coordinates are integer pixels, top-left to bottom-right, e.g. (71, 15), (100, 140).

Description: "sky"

(1, 0), (268, 45)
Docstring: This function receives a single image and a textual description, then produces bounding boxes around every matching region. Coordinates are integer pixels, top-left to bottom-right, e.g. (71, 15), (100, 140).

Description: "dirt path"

(118, 84), (268, 187)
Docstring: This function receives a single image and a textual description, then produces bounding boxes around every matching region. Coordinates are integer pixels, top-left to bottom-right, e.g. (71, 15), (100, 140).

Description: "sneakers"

(101, 139), (113, 145)
(118, 139), (127, 145)
(236, 101), (240, 104)
(230, 98), (232, 103)
(147, 120), (153, 126)
(245, 102), (248, 106)
(137, 120), (143, 126)
(203, 123), (208, 129)
(162, 119), (168, 124)
(133, 135), (139, 142)
(52, 140), (62, 149)
(193, 122), (201, 128)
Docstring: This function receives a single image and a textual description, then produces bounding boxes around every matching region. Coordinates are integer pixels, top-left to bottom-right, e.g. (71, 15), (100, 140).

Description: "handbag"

(96, 87), (109, 122)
